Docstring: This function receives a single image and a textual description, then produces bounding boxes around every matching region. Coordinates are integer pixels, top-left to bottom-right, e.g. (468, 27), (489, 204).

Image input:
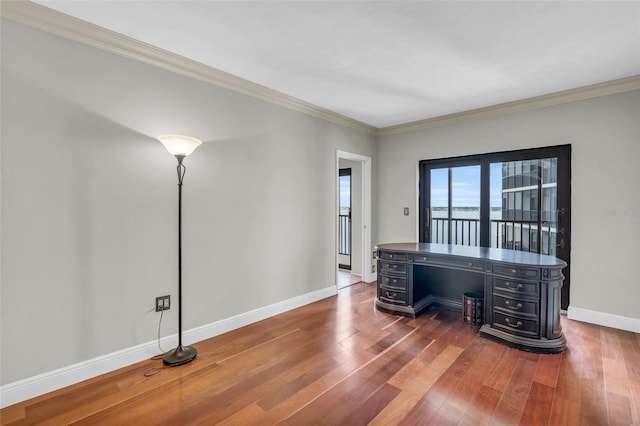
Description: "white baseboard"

(0, 285), (337, 409)
(567, 306), (640, 333)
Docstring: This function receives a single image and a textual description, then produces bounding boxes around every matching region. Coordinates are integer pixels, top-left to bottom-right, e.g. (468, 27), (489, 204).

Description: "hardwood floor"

(337, 269), (362, 289)
(2, 282), (639, 425)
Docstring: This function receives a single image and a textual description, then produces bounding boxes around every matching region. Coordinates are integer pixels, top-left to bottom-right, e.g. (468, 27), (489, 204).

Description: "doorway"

(338, 167), (352, 271)
(336, 151), (373, 290)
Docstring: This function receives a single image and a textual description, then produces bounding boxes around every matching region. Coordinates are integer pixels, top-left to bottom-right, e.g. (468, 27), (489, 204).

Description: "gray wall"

(378, 90), (640, 320)
(0, 19), (377, 385)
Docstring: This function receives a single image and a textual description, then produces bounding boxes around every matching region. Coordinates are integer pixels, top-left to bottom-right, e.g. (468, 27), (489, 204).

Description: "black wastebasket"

(463, 292), (484, 325)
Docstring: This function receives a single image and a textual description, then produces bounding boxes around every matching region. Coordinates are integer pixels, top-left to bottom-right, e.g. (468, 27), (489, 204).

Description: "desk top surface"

(377, 243), (567, 268)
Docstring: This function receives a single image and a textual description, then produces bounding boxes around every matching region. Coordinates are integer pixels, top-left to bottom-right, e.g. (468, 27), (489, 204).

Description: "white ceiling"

(33, 1), (640, 128)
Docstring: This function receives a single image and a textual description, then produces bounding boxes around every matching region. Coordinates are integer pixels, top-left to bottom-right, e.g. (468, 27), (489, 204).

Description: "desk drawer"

(438, 257), (485, 272)
(493, 278), (539, 297)
(379, 288), (407, 305)
(380, 275), (407, 291)
(493, 294), (538, 316)
(493, 312), (539, 338)
(413, 254), (485, 272)
(493, 265), (540, 280)
(379, 262), (407, 275)
(379, 251), (408, 261)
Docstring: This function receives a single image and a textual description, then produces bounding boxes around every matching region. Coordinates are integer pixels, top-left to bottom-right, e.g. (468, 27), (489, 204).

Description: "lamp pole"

(157, 135), (201, 366)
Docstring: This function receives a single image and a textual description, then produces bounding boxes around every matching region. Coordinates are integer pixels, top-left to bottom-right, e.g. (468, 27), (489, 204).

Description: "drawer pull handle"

(505, 282), (524, 290)
(468, 262), (473, 266)
(511, 269), (518, 274)
(505, 301), (523, 310)
(505, 318), (523, 328)
(385, 291), (396, 299)
(389, 254), (393, 259)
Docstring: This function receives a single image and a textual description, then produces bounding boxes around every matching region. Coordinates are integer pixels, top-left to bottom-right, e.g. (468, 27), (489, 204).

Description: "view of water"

(430, 207), (556, 255)
(431, 207), (502, 220)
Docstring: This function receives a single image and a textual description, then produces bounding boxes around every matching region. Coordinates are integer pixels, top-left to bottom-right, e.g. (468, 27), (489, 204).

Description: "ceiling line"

(379, 75), (640, 137)
(2, 1), (639, 138)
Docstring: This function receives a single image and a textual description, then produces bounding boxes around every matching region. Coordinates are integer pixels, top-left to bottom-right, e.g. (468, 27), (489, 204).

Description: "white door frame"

(336, 150), (374, 287)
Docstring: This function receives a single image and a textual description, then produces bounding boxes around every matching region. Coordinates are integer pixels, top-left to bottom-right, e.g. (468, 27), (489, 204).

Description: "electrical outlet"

(156, 295), (170, 312)
(372, 250), (377, 259)
(372, 264), (376, 273)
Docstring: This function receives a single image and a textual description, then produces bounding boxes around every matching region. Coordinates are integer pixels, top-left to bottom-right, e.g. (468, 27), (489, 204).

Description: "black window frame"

(419, 144), (571, 308)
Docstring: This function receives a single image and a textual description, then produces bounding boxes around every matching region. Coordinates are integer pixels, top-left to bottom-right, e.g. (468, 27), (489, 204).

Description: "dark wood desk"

(376, 243), (567, 353)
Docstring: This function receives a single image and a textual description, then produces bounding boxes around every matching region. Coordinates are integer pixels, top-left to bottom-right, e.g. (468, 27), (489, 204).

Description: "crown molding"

(0, 1), (377, 136)
(2, 1), (638, 139)
(378, 75), (640, 137)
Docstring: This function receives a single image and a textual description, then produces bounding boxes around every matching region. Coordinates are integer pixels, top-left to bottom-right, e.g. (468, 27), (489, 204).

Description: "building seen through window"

(495, 158), (557, 255)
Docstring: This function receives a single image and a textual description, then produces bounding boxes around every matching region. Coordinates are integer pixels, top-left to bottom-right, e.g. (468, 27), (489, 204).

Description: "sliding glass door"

(419, 145), (571, 308)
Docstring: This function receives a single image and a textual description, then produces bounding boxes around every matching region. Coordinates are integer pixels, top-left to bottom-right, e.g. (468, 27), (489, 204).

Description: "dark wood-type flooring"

(2, 282), (639, 425)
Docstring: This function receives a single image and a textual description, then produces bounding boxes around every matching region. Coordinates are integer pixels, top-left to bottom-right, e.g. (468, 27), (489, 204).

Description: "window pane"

(508, 162), (515, 188)
(530, 160), (539, 185)
(522, 160), (530, 187)
(523, 190), (531, 221)
(508, 193), (515, 220)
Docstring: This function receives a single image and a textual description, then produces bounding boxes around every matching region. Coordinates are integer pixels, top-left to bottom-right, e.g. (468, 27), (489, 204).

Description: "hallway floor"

(338, 269), (361, 288)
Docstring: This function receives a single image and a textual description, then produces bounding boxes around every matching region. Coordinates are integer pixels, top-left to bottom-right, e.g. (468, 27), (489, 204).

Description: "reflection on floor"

(338, 270), (362, 289)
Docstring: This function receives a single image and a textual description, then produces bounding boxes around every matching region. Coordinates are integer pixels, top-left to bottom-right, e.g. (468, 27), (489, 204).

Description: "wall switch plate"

(404, 207), (410, 216)
(156, 295), (170, 312)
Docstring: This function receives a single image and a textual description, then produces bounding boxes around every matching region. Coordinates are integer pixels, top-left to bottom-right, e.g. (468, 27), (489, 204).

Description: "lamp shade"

(157, 134), (202, 157)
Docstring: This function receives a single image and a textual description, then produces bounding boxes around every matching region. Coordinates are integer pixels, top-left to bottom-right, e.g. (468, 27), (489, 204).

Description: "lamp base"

(163, 344), (197, 366)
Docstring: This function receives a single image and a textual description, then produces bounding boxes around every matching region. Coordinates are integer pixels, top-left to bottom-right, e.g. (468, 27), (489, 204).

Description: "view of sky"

(340, 163), (503, 210)
(431, 164), (503, 208)
(339, 175), (351, 208)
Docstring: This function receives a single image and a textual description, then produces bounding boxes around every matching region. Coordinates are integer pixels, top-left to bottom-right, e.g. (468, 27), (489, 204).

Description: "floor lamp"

(157, 134), (202, 366)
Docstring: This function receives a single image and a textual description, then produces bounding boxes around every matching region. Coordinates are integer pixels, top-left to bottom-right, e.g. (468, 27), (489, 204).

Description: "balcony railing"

(431, 218), (480, 246)
(492, 219), (556, 255)
(339, 214), (351, 255)
(429, 218), (557, 255)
